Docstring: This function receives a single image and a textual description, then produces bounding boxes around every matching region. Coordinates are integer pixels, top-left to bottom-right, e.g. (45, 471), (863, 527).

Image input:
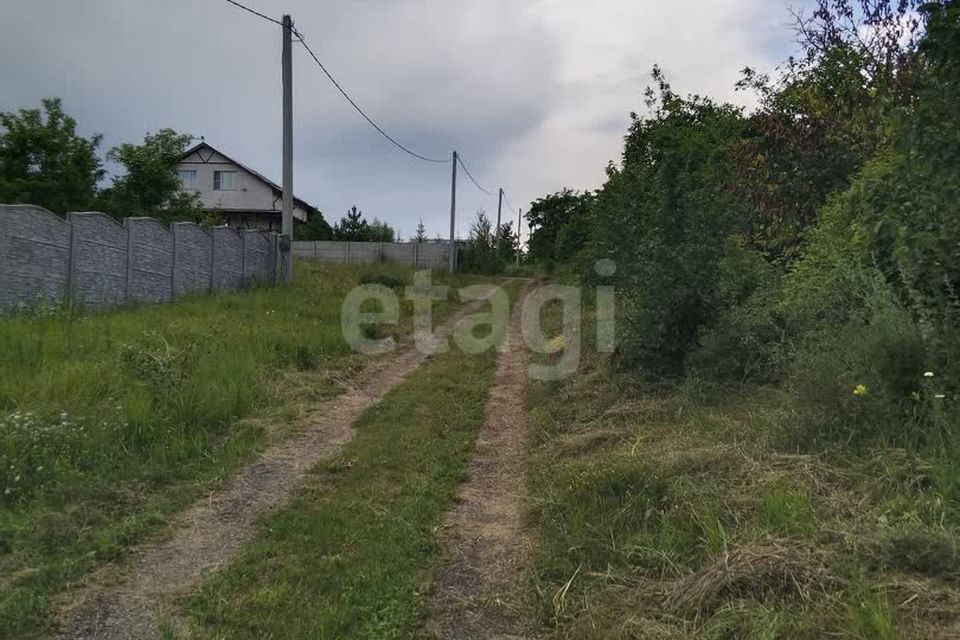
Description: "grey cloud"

(1, 0), (811, 240)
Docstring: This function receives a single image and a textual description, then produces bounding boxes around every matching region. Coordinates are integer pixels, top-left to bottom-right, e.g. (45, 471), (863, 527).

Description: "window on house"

(178, 170), (197, 189)
(213, 170), (237, 191)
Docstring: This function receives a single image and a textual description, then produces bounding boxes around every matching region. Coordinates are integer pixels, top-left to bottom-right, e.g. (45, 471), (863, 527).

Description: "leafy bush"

(592, 72), (750, 377)
(687, 238), (786, 385)
(785, 275), (936, 450)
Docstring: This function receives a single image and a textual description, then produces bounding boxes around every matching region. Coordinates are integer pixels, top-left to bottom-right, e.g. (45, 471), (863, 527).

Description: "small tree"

(368, 217), (396, 242)
(333, 205), (370, 241)
(496, 221), (518, 264)
(99, 129), (200, 221)
(414, 219), (427, 243)
(295, 209), (333, 240)
(0, 98), (104, 213)
(461, 210), (500, 273)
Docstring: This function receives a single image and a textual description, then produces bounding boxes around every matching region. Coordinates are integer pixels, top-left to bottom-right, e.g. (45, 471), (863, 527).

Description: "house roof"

(179, 141), (318, 215)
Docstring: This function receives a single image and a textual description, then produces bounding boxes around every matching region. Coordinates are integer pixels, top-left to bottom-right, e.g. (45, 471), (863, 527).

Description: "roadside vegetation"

(529, 307), (960, 638)
(522, 1), (960, 637)
(0, 261), (478, 638)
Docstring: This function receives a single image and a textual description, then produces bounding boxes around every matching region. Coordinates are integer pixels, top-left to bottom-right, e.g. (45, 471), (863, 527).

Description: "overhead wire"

(455, 153), (493, 196)
(293, 28), (450, 164)
(225, 0), (449, 164)
(223, 0), (525, 209)
(502, 191), (517, 216)
(223, 0), (283, 26)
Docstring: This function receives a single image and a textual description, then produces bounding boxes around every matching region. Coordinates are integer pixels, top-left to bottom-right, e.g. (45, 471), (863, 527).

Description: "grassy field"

(526, 305), (960, 638)
(0, 261), (483, 638)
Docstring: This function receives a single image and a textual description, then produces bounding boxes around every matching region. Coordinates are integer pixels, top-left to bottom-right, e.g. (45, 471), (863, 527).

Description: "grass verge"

(0, 261), (483, 639)
(525, 302), (960, 639)
(183, 342), (500, 638)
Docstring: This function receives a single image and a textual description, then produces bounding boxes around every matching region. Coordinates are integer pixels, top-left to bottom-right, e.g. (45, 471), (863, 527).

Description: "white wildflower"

(924, 372), (935, 378)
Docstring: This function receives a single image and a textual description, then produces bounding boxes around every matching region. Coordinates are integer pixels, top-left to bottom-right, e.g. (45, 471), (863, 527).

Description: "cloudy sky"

(1, 0), (812, 240)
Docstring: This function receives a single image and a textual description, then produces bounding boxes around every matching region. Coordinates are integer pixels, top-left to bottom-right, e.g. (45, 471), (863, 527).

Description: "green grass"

(184, 343), (500, 639)
(524, 297), (960, 639)
(0, 261), (487, 639)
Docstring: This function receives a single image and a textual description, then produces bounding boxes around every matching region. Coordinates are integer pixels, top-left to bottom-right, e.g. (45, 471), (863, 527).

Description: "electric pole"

(448, 150), (458, 272)
(496, 188), (503, 236)
(281, 14), (294, 283)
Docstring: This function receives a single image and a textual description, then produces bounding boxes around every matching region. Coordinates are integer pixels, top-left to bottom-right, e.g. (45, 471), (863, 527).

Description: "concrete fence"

(0, 204), (280, 312)
(292, 240), (455, 270)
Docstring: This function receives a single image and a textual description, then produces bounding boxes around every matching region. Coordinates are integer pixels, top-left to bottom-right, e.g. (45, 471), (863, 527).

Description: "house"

(177, 141), (315, 230)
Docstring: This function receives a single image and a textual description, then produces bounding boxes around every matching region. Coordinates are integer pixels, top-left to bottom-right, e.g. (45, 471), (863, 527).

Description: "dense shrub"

(686, 238), (786, 385)
(592, 72), (750, 377)
(527, 0), (960, 452)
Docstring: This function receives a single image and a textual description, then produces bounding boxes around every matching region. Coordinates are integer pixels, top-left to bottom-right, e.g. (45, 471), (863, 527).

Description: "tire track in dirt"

(423, 286), (535, 640)
(54, 289), (500, 640)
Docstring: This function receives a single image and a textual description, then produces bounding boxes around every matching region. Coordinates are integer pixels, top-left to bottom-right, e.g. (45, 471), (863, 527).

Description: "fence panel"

(0, 205), (281, 313)
(127, 217), (174, 303)
(243, 230), (271, 284)
(0, 205), (71, 309)
(173, 223), (213, 295)
(292, 240), (455, 271)
(68, 212), (128, 309)
(212, 227), (244, 292)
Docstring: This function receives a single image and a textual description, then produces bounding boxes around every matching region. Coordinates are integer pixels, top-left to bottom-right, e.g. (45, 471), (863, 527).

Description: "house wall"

(178, 148), (308, 222)
(0, 205), (281, 312)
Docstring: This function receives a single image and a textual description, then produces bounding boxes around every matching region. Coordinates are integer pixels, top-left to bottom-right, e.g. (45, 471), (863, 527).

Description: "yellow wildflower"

(853, 384), (868, 397)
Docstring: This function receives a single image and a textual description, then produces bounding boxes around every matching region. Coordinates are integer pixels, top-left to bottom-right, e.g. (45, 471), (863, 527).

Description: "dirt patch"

(54, 290), (499, 640)
(423, 287), (535, 640)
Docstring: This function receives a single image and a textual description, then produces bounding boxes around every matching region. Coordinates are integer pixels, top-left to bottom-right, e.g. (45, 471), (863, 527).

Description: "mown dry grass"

(525, 311), (960, 639)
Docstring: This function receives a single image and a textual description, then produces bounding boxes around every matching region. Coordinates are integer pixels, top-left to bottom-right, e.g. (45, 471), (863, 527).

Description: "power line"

(223, 0), (283, 26)
(456, 154), (493, 196)
(293, 29), (450, 164)
(502, 192), (517, 216)
(222, 0), (522, 211)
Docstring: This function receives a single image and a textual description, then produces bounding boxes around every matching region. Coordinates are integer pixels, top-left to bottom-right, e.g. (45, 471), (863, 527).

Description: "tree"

(333, 205), (370, 240)
(295, 209), (333, 240)
(590, 69), (750, 376)
(461, 210), (500, 273)
(414, 219), (427, 243)
(0, 98), (104, 213)
(730, 0), (925, 258)
(99, 129), (200, 221)
(368, 217), (396, 242)
(525, 189), (593, 265)
(333, 206), (396, 242)
(496, 221), (518, 264)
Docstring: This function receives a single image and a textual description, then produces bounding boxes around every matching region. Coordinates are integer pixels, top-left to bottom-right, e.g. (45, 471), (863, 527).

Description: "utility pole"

(516, 207), (522, 267)
(281, 14), (294, 283)
(448, 150), (458, 272)
(496, 188), (503, 236)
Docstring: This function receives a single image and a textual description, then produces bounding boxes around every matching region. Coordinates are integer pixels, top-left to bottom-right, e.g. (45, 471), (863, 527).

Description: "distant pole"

(281, 14), (294, 283)
(516, 207), (522, 267)
(448, 150), (458, 272)
(496, 188), (503, 235)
